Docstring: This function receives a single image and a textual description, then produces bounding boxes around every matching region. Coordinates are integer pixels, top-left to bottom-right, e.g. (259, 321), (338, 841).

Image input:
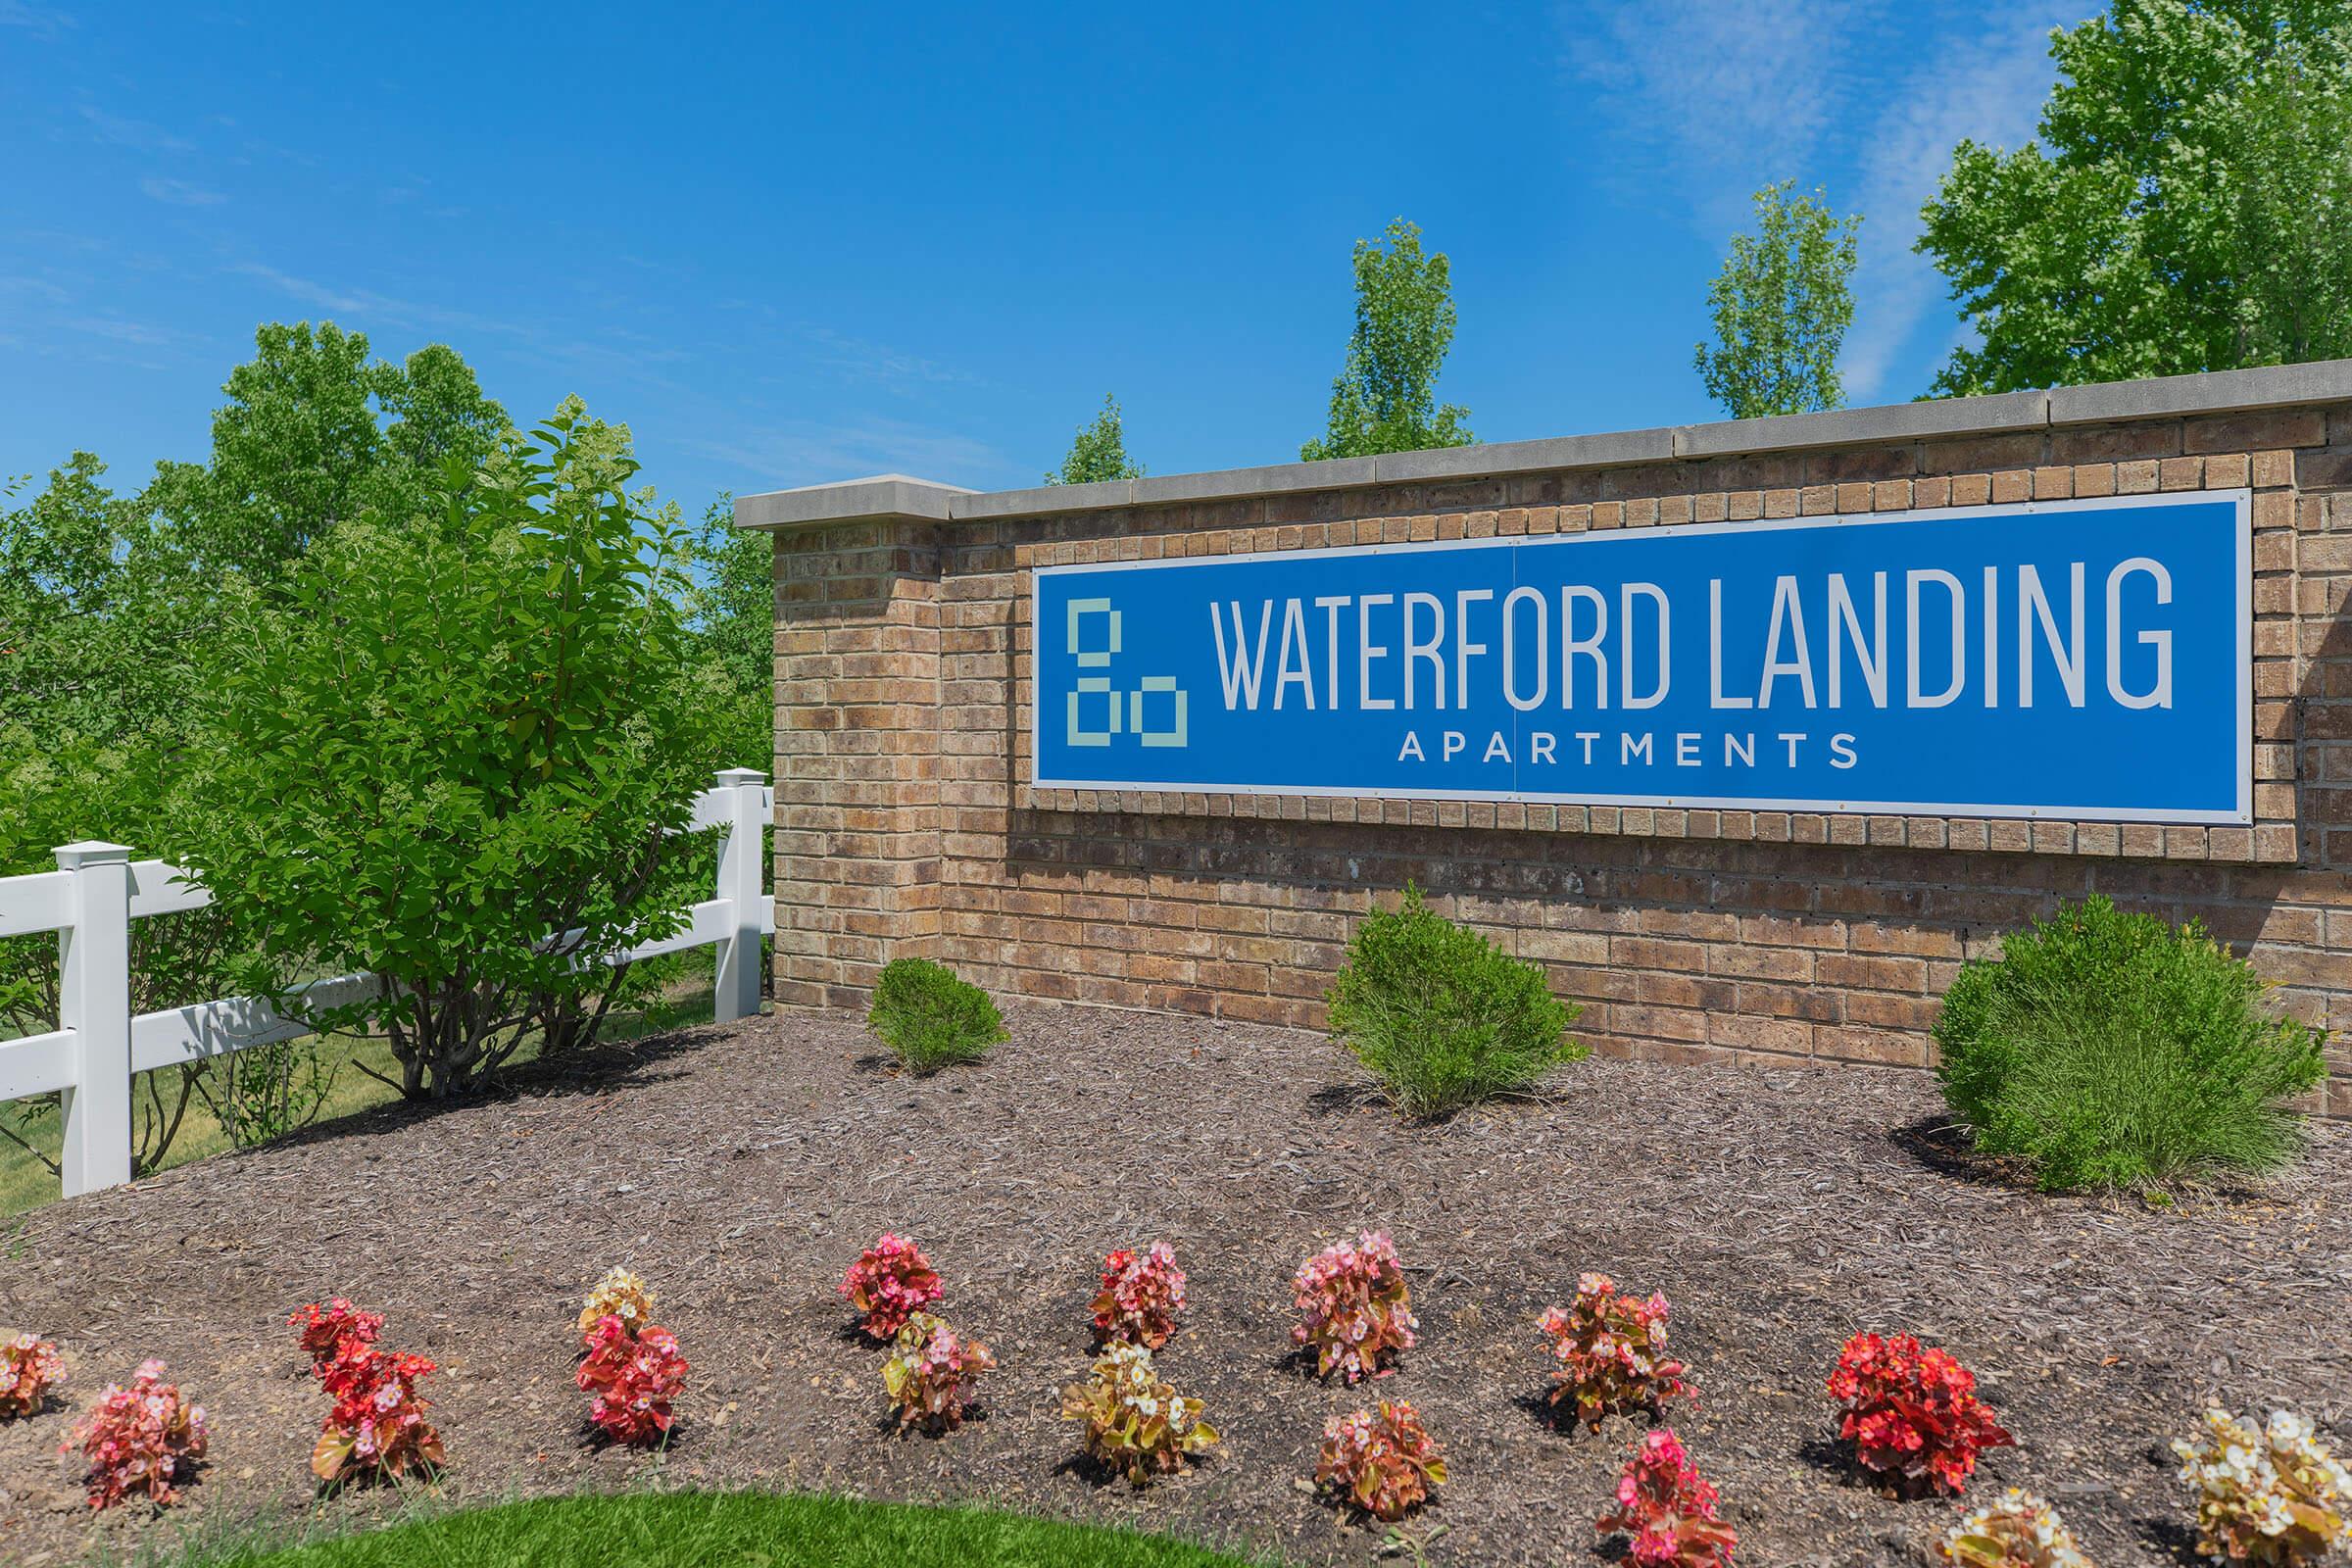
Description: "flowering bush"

(1539, 1273), (1692, 1429)
(1292, 1231), (1417, 1383)
(2174, 1408), (2352, 1567)
(576, 1313), (688, 1446)
(1595, 1428), (1738, 1568)
(1317, 1399), (1447, 1521)
(1, 1331), (65, 1418)
(1093, 1244), (1187, 1349)
(1826, 1332), (2013, 1494)
(291, 1297), (382, 1364)
(577, 1266), (657, 1340)
(1060, 1341), (1219, 1486)
(289, 1299), (447, 1485)
(881, 1311), (995, 1433)
(1936, 1489), (2095, 1568)
(840, 1233), (944, 1340)
(70, 1360), (208, 1510)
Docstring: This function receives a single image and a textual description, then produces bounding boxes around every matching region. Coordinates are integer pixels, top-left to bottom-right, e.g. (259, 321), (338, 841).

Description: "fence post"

(712, 768), (768, 1022)
(54, 841), (133, 1198)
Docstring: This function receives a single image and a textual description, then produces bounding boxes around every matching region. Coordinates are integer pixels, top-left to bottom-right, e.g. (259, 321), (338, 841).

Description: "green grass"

(1, 975), (731, 1220)
(137, 1493), (1265, 1568)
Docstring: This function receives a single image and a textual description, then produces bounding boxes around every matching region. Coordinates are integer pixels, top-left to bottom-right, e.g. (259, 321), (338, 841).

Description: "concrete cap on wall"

(733, 358), (2352, 533)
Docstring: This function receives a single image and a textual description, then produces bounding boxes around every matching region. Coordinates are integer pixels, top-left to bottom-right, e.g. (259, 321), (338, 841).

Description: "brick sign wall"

(749, 367), (2352, 1117)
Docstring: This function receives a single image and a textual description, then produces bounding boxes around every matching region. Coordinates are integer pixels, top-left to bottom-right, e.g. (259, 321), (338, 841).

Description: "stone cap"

(732, 358), (2352, 532)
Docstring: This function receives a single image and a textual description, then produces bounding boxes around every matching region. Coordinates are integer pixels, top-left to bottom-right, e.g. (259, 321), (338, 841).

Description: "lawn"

(159, 1493), (1264, 1568)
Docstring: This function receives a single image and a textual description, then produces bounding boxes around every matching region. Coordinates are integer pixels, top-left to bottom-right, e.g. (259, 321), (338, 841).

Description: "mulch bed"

(2, 1004), (2347, 1567)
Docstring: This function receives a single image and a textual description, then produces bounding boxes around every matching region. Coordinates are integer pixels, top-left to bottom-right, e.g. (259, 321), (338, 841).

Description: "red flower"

(577, 1313), (689, 1446)
(1826, 1332), (2013, 1494)
(839, 1234), (945, 1340)
(1597, 1428), (1738, 1567)
(1092, 1243), (1188, 1349)
(288, 1299), (446, 1485)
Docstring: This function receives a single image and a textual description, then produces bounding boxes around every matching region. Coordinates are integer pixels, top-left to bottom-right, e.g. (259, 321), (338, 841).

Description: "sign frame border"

(1027, 488), (2255, 826)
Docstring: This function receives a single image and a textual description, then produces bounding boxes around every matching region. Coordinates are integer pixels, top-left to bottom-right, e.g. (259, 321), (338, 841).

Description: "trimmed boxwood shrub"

(1325, 886), (1586, 1117)
(1934, 896), (2327, 1192)
(867, 957), (1006, 1075)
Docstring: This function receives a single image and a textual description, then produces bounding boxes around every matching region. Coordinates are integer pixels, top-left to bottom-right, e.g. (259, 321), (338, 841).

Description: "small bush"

(289, 1299), (446, 1486)
(1317, 1400), (1446, 1522)
(0, 1330), (65, 1418)
(840, 1233), (945, 1340)
(1060, 1342), (1219, 1486)
(577, 1266), (658, 1341)
(882, 1312), (995, 1433)
(1596, 1428), (1737, 1568)
(1292, 1231), (1418, 1384)
(1540, 1273), (1692, 1429)
(1826, 1332), (2012, 1495)
(577, 1313), (688, 1446)
(1936, 1489), (2094, 1568)
(867, 958), (1006, 1075)
(2174, 1408), (2351, 1567)
(1325, 886), (1586, 1116)
(1092, 1244), (1188, 1350)
(71, 1359), (208, 1510)
(1935, 896), (2327, 1192)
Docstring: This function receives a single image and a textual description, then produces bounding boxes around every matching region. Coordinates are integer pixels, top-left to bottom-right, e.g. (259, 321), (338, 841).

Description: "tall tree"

(0, 323), (512, 1174)
(1693, 181), (1863, 420)
(1917, 0), (2352, 395)
(1301, 219), (1474, 461)
(1047, 394), (1145, 484)
(687, 491), (775, 774)
(146, 321), (507, 578)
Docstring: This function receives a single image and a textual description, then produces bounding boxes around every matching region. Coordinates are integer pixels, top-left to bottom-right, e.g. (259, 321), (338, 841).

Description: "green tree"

(688, 491), (774, 774)
(1693, 181), (1863, 419)
(147, 321), (507, 578)
(1917, 0), (2352, 395)
(1047, 395), (1144, 484)
(178, 400), (715, 1101)
(1300, 219), (1473, 461)
(0, 326), (514, 1168)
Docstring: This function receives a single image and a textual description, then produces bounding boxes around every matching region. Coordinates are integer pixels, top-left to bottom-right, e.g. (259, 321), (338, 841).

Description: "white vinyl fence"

(0, 767), (773, 1200)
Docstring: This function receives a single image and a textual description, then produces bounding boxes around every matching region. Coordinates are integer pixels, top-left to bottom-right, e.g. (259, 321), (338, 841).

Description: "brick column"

(771, 518), (944, 1006)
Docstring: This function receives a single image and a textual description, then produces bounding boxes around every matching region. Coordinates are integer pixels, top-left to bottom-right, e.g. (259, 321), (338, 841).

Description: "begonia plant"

(1539, 1272), (1691, 1428)
(289, 1298), (447, 1486)
(840, 1233), (944, 1340)
(1292, 1230), (1417, 1383)
(577, 1312), (688, 1446)
(1317, 1399), (1446, 1522)
(1092, 1243), (1187, 1349)
(1596, 1427), (1738, 1568)
(1826, 1331), (2013, 1494)
(0, 1330), (65, 1418)
(2174, 1407), (2351, 1567)
(70, 1359), (208, 1510)
(1936, 1488), (2095, 1568)
(882, 1311), (995, 1433)
(1060, 1341), (1218, 1486)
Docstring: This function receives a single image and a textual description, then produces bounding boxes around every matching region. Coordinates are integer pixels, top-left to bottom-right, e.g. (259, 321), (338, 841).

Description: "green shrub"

(179, 401), (714, 1101)
(868, 958), (1005, 1074)
(1934, 896), (2328, 1192)
(1325, 886), (1586, 1117)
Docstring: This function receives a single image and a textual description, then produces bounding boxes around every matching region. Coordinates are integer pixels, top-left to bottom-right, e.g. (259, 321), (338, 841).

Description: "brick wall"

(765, 391), (2352, 1116)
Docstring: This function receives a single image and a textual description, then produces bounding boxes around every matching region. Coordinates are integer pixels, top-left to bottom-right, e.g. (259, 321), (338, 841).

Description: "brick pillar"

(771, 519), (943, 1006)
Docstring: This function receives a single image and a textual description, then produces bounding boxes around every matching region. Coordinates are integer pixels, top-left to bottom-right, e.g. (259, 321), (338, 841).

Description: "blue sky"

(2, 0), (2087, 510)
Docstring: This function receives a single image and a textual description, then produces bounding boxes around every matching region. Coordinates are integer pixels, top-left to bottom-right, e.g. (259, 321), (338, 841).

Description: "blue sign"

(1031, 493), (2251, 823)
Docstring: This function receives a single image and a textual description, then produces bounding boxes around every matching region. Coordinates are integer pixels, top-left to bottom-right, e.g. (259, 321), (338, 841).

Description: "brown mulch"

(2, 1004), (2348, 1568)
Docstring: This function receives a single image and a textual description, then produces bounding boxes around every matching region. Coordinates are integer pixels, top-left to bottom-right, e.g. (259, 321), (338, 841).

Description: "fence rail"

(0, 767), (773, 1200)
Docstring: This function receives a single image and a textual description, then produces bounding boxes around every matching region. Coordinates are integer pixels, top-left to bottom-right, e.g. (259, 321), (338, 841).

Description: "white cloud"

(139, 175), (224, 206)
(1561, 0), (1887, 227)
(1836, 6), (2075, 398)
(0, 2), (74, 38)
(80, 105), (193, 153)
(801, 326), (974, 391)
(692, 418), (1010, 489)
(1560, 0), (2082, 401)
